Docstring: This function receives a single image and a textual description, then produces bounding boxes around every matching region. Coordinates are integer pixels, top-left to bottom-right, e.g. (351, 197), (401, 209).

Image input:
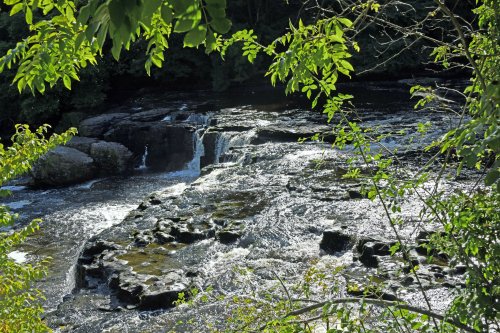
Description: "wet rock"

(79, 113), (130, 138)
(101, 120), (149, 155)
(452, 264), (467, 275)
(358, 246), (381, 268)
(139, 271), (189, 309)
(89, 141), (134, 175)
(104, 121), (195, 171)
(216, 221), (245, 244)
(401, 276), (414, 286)
(148, 194), (163, 205)
(134, 231), (155, 247)
(347, 284), (399, 301)
(357, 238), (396, 256)
(252, 126), (332, 144)
(347, 189), (365, 199)
(217, 230), (241, 243)
(320, 229), (355, 254)
(170, 225), (207, 243)
(31, 146), (96, 186)
(355, 238), (397, 268)
(80, 240), (122, 261)
(155, 231), (175, 244)
(128, 108), (172, 122)
(200, 131), (220, 168)
(154, 219), (173, 232)
(109, 273), (144, 305)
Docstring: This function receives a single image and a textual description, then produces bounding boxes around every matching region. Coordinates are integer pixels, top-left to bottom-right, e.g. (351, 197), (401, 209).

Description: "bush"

(0, 124), (75, 333)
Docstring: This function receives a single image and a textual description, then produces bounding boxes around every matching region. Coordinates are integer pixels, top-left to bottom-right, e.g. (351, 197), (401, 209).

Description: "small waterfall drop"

(214, 134), (230, 163)
(213, 129), (257, 164)
(184, 129), (205, 176)
(137, 145), (148, 170)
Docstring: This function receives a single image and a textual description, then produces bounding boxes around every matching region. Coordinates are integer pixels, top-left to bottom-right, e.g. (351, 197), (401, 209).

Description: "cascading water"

(184, 113), (212, 126)
(184, 129), (205, 176)
(213, 129), (257, 164)
(214, 134), (230, 163)
(137, 145), (148, 170)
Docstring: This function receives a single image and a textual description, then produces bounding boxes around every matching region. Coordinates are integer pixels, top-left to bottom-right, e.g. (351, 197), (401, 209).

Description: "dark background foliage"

(0, 0), (473, 138)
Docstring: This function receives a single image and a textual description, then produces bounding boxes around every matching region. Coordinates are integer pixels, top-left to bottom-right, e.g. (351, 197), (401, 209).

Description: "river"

(2, 80), (472, 332)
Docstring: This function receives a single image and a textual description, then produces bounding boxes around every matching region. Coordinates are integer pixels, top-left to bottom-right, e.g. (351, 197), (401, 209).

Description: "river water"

(1, 80), (471, 332)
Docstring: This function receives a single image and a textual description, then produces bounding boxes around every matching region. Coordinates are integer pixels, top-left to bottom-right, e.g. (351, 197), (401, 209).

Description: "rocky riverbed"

(2, 81), (473, 332)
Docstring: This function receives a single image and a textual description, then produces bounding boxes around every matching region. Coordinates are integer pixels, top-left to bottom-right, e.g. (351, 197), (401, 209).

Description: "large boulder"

(79, 113), (130, 138)
(31, 146), (95, 186)
(65, 136), (99, 155)
(89, 141), (134, 175)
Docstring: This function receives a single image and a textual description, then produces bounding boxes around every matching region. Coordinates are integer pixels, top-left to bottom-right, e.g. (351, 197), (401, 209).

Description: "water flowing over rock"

(4, 84), (475, 331)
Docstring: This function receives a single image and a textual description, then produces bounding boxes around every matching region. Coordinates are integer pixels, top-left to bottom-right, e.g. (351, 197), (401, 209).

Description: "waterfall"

(213, 129), (257, 164)
(184, 129), (205, 176)
(136, 145), (148, 170)
(214, 134), (230, 163)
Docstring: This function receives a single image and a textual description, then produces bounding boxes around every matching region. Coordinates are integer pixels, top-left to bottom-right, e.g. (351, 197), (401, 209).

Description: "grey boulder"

(89, 141), (133, 175)
(31, 146), (95, 186)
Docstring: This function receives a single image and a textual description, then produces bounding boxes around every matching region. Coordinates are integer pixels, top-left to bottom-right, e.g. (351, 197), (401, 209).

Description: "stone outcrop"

(78, 113), (130, 138)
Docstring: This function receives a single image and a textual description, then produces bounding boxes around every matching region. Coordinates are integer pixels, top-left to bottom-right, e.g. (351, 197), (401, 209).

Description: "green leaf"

(171, 0), (194, 16)
(111, 41), (122, 60)
(184, 24), (207, 47)
(10, 3), (24, 16)
(62, 75), (71, 90)
(206, 3), (225, 19)
(205, 32), (217, 54)
(337, 17), (352, 27)
(96, 23), (109, 50)
(161, 5), (173, 24)
(142, 0), (162, 22)
(75, 32), (86, 49)
(174, 15), (200, 33)
(108, 0), (126, 29)
(25, 7), (33, 24)
(210, 17), (231, 34)
(485, 169), (500, 186)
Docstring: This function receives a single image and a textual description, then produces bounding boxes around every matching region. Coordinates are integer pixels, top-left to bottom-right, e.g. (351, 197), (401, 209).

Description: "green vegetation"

(0, 0), (498, 332)
(0, 125), (75, 332)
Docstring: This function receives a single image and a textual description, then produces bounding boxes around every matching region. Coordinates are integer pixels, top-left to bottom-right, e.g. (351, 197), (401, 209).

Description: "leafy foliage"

(0, 124), (75, 332)
(0, 0), (234, 93)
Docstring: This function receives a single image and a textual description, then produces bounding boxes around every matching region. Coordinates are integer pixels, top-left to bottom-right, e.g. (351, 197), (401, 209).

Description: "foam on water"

(1, 185), (27, 192)
(5, 200), (32, 210)
(76, 179), (103, 190)
(8, 250), (28, 263)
